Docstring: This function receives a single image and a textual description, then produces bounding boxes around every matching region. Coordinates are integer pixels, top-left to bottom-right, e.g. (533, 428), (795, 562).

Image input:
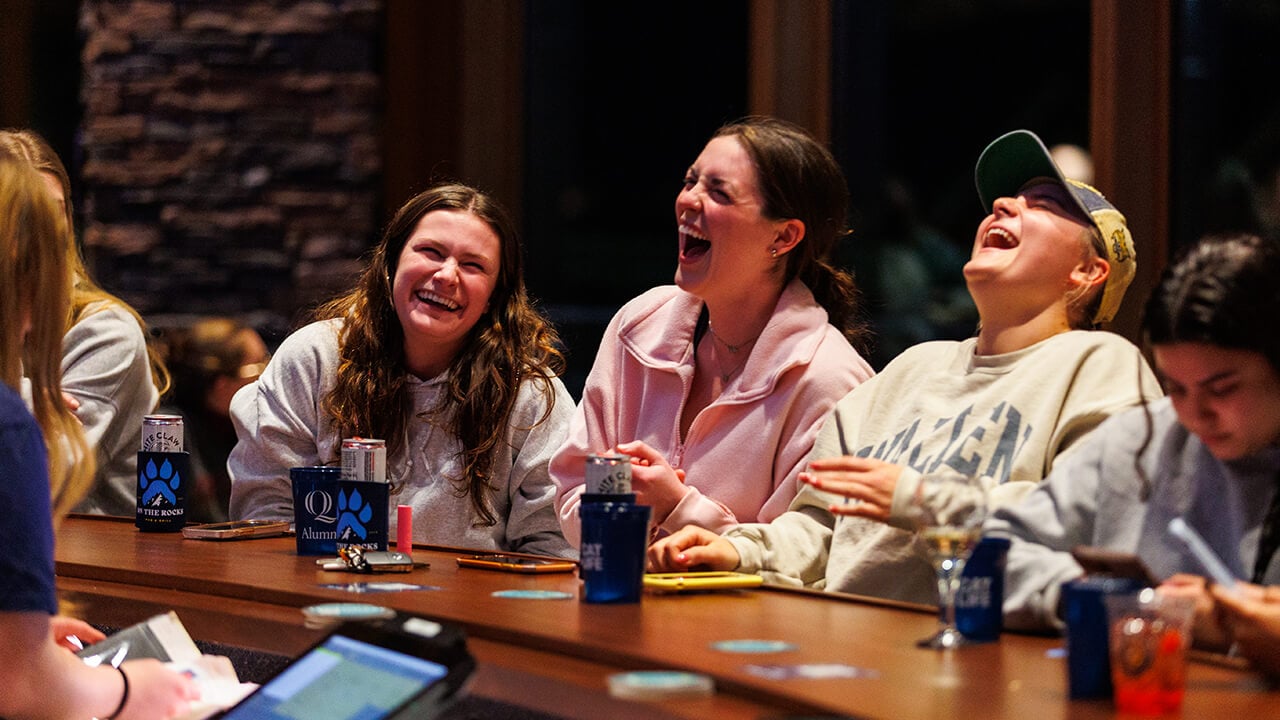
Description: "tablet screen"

(221, 633), (448, 720)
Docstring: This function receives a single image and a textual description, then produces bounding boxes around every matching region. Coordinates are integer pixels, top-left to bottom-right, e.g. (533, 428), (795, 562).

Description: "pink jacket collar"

(616, 279), (834, 403)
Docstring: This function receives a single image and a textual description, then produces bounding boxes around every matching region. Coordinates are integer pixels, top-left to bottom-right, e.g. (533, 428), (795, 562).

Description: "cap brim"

(976, 130), (1072, 211)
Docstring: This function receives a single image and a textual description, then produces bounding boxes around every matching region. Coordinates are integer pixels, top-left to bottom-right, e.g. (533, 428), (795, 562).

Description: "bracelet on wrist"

(103, 664), (129, 720)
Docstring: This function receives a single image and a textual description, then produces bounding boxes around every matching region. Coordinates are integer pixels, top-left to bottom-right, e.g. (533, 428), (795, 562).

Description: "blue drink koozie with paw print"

(135, 451), (189, 532)
(335, 480), (389, 552)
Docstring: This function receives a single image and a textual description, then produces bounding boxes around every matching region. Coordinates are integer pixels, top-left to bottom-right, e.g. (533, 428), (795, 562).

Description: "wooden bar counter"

(56, 515), (1277, 719)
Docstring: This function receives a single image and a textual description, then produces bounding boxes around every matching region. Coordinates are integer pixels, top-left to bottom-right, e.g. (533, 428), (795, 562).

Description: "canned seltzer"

(141, 414), (184, 452)
(585, 453), (632, 495)
(341, 438), (387, 483)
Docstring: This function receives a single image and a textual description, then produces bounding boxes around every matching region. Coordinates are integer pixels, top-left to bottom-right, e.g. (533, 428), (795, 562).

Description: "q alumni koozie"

(135, 450), (189, 532)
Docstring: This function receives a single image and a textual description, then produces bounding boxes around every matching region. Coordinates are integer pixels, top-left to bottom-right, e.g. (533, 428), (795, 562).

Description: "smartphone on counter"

(1071, 545), (1159, 585)
(455, 554), (577, 574)
(181, 519), (290, 541)
(643, 571), (765, 593)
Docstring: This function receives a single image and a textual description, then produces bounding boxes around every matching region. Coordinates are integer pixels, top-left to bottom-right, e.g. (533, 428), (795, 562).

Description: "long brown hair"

(0, 151), (95, 522)
(714, 116), (868, 352)
(316, 183), (564, 526)
(0, 128), (170, 395)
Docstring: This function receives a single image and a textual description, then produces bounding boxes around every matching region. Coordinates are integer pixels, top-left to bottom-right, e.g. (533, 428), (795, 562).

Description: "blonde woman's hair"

(0, 151), (95, 523)
(0, 128), (169, 395)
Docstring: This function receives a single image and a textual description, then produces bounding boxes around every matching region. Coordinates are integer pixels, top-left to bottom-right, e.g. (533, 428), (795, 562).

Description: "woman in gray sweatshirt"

(988, 234), (1280, 680)
(228, 183), (574, 558)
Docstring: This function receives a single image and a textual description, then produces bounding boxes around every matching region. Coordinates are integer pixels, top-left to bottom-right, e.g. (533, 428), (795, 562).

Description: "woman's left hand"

(50, 615), (105, 652)
(614, 441), (687, 521)
(800, 456), (904, 523)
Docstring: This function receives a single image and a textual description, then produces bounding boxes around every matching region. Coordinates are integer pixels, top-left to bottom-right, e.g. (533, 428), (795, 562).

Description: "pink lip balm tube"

(397, 505), (413, 554)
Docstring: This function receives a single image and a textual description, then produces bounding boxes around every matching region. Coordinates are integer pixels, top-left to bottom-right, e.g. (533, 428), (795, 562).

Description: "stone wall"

(78, 0), (383, 335)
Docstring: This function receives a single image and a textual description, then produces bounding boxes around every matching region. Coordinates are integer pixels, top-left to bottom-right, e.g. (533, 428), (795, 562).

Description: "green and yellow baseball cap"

(975, 129), (1136, 325)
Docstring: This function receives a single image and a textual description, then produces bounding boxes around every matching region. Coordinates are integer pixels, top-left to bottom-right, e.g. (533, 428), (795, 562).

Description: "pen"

(1167, 517), (1239, 592)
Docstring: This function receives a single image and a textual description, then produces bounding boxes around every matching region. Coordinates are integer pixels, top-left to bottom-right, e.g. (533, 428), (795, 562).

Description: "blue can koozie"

(335, 480), (390, 552)
(952, 536), (1010, 642)
(1062, 575), (1146, 699)
(291, 466), (341, 555)
(580, 499), (651, 603)
(135, 451), (189, 532)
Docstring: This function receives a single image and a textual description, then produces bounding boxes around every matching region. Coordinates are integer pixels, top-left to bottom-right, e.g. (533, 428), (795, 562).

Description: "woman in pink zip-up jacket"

(551, 117), (875, 546)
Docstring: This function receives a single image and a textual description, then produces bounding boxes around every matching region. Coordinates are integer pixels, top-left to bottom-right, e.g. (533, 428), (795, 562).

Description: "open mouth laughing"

(679, 223), (711, 262)
(981, 226), (1018, 250)
(414, 289), (460, 311)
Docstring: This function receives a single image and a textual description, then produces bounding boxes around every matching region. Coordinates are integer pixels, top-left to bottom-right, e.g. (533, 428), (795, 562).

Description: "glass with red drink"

(1105, 589), (1194, 714)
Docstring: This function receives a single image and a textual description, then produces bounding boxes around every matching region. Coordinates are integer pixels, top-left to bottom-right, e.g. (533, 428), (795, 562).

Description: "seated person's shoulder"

(68, 300), (146, 344)
(1053, 328), (1142, 355)
(0, 384), (36, 429)
(1078, 397), (1178, 451)
(616, 285), (685, 320)
(876, 338), (967, 375)
(270, 319), (342, 360)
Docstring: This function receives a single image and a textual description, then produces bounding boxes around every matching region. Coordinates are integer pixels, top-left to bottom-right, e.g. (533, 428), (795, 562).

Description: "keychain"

(317, 547), (416, 573)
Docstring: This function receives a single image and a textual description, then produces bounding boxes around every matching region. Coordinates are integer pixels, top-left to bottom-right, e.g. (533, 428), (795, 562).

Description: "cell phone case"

(642, 571), (765, 593)
(1070, 545), (1159, 585)
(454, 555), (577, 573)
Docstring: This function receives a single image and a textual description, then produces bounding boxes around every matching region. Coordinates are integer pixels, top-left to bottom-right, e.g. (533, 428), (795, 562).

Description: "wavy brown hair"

(0, 128), (169, 395)
(714, 116), (868, 352)
(316, 183), (564, 526)
(0, 151), (95, 523)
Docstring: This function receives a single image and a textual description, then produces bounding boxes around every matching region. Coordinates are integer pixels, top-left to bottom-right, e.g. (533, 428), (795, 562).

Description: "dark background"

(5, 0), (1279, 397)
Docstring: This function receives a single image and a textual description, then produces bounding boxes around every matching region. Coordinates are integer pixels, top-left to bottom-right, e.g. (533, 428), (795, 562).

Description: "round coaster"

(607, 671), (714, 700)
(490, 589), (575, 600)
(711, 639), (797, 654)
(301, 602), (395, 629)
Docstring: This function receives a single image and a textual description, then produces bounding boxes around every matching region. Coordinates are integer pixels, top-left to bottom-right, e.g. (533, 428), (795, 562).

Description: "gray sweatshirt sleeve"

(228, 322), (338, 522)
(64, 304), (159, 516)
(502, 376), (576, 558)
(985, 423), (1111, 632)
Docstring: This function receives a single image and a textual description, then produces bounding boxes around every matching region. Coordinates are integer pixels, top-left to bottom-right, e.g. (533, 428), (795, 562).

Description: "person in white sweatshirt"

(648, 130), (1160, 606)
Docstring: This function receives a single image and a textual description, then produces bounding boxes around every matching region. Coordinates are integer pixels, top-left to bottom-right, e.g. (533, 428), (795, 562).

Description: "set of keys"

(316, 547), (417, 573)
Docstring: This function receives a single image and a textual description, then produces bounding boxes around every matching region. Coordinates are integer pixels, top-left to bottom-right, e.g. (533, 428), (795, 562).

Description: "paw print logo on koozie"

(336, 486), (374, 541)
(139, 458), (181, 507)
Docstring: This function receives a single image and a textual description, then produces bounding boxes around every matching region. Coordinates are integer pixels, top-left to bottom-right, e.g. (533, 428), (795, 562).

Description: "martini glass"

(909, 472), (988, 649)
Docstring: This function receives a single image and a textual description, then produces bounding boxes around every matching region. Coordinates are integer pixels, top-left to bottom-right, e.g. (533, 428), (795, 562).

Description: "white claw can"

(141, 414), (184, 453)
(341, 437), (387, 484)
(585, 453), (632, 495)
